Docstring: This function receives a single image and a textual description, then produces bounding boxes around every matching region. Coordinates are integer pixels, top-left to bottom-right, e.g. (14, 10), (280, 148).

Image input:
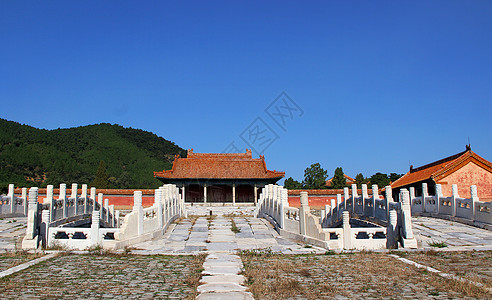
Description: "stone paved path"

(0, 217), (26, 250)
(133, 207), (326, 299)
(412, 215), (492, 250)
(133, 207), (326, 255)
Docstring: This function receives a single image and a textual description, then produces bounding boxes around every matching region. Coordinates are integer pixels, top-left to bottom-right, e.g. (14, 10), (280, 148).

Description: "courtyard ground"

(240, 251), (492, 299)
(0, 208), (491, 299)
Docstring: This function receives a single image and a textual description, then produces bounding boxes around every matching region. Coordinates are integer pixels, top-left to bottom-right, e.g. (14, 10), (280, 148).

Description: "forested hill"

(0, 118), (186, 191)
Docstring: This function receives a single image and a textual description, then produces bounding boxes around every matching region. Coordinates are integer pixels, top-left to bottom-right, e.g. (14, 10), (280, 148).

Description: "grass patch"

(428, 240), (448, 248)
(230, 218), (241, 234)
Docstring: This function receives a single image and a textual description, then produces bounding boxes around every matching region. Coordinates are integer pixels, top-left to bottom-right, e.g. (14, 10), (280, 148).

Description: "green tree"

(389, 173), (403, 183)
(302, 163), (328, 189)
(91, 160), (109, 188)
(355, 173), (369, 188)
(330, 167), (347, 189)
(284, 177), (302, 189)
(369, 172), (390, 188)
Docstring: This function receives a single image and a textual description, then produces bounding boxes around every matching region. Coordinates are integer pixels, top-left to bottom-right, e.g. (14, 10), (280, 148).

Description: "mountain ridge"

(0, 118), (186, 191)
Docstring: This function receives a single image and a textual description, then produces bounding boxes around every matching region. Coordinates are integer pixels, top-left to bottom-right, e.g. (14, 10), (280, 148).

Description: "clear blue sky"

(1, 1), (491, 183)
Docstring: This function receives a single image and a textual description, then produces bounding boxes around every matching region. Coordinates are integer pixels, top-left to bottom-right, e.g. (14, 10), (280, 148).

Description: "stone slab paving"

(412, 216), (492, 250)
(395, 250), (492, 289)
(240, 252), (491, 299)
(133, 207), (326, 255)
(0, 217), (27, 251)
(0, 253), (205, 299)
(0, 252), (44, 273)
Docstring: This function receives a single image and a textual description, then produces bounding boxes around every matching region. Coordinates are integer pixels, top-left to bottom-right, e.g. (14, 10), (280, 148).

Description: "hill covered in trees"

(0, 118), (186, 191)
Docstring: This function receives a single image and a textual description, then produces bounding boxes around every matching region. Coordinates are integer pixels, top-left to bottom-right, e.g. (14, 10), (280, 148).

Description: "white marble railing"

(47, 210), (120, 249)
(21, 183), (119, 250)
(0, 184), (28, 216)
(410, 183), (492, 227)
(114, 184), (185, 248)
(257, 183), (417, 250)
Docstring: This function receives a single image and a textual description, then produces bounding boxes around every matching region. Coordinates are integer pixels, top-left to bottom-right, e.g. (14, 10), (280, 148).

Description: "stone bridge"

(1, 182), (492, 299)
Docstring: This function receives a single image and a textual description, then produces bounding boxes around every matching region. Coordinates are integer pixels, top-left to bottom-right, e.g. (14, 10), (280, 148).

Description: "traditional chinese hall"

(154, 149), (285, 204)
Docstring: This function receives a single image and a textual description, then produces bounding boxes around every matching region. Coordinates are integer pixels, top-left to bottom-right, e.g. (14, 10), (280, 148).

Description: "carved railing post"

(351, 184), (358, 214)
(90, 210), (100, 246)
(451, 184), (459, 217)
(386, 210), (398, 249)
(60, 184), (67, 219)
(134, 191), (144, 236)
(372, 184), (378, 218)
(385, 186), (392, 221)
(422, 183), (428, 213)
(299, 191), (309, 235)
(72, 183), (78, 216)
(342, 211), (351, 249)
(155, 189), (163, 228)
(8, 184), (14, 214)
(82, 184), (88, 214)
(361, 184), (368, 216)
(435, 184), (443, 215)
(343, 187), (349, 211)
(22, 187), (28, 216)
(41, 210), (50, 248)
(470, 185), (479, 221)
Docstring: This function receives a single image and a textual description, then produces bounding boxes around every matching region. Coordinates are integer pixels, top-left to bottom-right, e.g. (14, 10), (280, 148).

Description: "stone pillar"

(330, 198), (336, 222)
(336, 194), (342, 219)
(422, 183), (428, 213)
(451, 184), (459, 217)
(386, 210), (398, 249)
(232, 184), (236, 206)
(98, 193), (103, 209)
(46, 185), (54, 206)
(409, 187), (415, 201)
(109, 205), (115, 227)
(71, 183), (78, 199)
(134, 191), (144, 236)
(41, 209), (50, 248)
(372, 184), (378, 218)
(343, 187), (349, 210)
(299, 191), (309, 235)
(90, 210), (100, 246)
(470, 185), (479, 221)
(155, 189), (163, 228)
(181, 186), (185, 205)
(351, 184), (358, 213)
(48, 185), (55, 222)
(323, 205), (329, 226)
(82, 184), (88, 214)
(104, 199), (109, 223)
(279, 188), (288, 229)
(8, 184), (14, 214)
(399, 189), (414, 239)
(342, 211), (351, 249)
(361, 184), (368, 216)
(22, 187), (28, 216)
(60, 184), (67, 218)
(385, 186), (393, 202)
(90, 187), (96, 202)
(435, 184), (443, 215)
(72, 183), (78, 216)
(115, 210), (120, 228)
(26, 187), (39, 239)
(254, 184), (258, 205)
(203, 184), (207, 204)
(385, 186), (392, 221)
(160, 186), (167, 222)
